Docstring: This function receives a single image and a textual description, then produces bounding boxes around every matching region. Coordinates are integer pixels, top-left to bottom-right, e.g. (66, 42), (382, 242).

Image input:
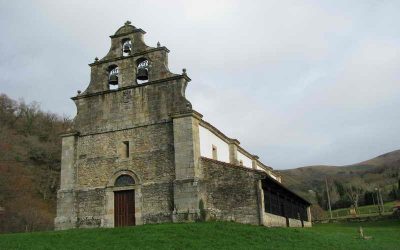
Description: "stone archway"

(103, 169), (142, 227)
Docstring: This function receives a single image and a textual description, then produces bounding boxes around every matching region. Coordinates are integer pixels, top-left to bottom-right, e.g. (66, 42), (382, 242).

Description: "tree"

(329, 183), (341, 205)
(0, 94), (18, 129)
(334, 180), (346, 197)
(18, 100), (40, 135)
(389, 184), (399, 201)
(344, 185), (364, 212)
(0, 94), (72, 232)
(315, 190), (327, 209)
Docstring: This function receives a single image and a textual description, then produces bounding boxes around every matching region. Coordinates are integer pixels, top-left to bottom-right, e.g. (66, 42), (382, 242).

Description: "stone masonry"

(55, 22), (311, 230)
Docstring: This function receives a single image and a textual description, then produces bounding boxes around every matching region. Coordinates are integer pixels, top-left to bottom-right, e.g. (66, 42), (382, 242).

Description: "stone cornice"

(256, 161), (273, 171)
(72, 74), (190, 100)
(199, 119), (233, 145)
(170, 110), (203, 120)
(59, 131), (79, 138)
(109, 28), (146, 38)
(89, 47), (170, 66)
(237, 146), (255, 160)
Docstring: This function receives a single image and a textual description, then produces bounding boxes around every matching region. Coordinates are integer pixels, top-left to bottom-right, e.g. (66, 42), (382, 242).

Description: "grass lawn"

(0, 220), (399, 250)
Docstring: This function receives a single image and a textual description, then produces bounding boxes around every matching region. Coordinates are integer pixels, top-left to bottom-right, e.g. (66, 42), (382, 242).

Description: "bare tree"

(345, 185), (364, 212)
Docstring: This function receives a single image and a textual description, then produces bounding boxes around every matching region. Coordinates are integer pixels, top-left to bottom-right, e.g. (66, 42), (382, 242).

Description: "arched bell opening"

(108, 65), (119, 90)
(121, 38), (132, 57)
(136, 57), (149, 84)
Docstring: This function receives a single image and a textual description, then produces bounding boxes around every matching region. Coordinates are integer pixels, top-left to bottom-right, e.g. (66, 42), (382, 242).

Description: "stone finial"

(125, 20), (131, 26)
(77, 90), (81, 95)
(182, 68), (187, 75)
(157, 41), (160, 48)
(94, 57), (99, 62)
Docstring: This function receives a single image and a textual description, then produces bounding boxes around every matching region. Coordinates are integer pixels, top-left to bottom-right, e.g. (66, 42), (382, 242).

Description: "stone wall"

(76, 188), (105, 228)
(54, 190), (77, 230)
(172, 112), (203, 221)
(140, 182), (174, 223)
(56, 71), (191, 229)
(263, 213), (312, 227)
(70, 122), (176, 228)
(72, 77), (190, 135)
(201, 157), (262, 225)
(75, 123), (175, 187)
(263, 212), (287, 227)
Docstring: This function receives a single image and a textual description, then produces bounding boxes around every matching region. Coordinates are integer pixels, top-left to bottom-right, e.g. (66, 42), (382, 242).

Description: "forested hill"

(279, 150), (400, 210)
(0, 94), (71, 233)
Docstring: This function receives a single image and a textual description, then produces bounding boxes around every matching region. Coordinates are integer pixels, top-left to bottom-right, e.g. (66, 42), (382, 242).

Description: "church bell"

(137, 68), (149, 81)
(108, 74), (118, 85)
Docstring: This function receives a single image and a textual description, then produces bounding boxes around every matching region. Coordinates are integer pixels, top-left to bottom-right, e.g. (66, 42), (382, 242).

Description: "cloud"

(0, 0), (399, 168)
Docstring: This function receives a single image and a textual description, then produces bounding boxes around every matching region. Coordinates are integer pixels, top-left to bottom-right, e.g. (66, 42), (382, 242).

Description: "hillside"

(0, 94), (71, 233)
(1, 221), (399, 250)
(279, 150), (400, 207)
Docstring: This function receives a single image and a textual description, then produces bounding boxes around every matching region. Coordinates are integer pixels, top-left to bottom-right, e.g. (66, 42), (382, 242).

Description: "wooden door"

(114, 190), (135, 227)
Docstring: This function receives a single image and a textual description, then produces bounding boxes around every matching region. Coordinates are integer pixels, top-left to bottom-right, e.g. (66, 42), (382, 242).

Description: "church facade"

(55, 22), (311, 230)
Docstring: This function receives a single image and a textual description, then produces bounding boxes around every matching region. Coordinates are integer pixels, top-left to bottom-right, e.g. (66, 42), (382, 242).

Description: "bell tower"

(83, 20), (185, 94)
(70, 21), (193, 135)
(55, 21), (201, 229)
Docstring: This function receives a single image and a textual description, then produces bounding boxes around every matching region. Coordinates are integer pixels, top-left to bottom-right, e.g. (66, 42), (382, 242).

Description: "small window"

(123, 141), (130, 158)
(212, 145), (218, 160)
(115, 175), (135, 186)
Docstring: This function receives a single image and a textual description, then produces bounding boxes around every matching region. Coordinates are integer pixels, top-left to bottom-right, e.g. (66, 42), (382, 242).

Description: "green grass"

(330, 201), (396, 218)
(0, 220), (399, 250)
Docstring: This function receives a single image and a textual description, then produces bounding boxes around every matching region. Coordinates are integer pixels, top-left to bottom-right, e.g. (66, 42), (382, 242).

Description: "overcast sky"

(0, 0), (399, 169)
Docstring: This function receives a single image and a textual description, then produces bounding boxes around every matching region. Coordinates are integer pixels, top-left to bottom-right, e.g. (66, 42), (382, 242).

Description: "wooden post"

(378, 188), (384, 213)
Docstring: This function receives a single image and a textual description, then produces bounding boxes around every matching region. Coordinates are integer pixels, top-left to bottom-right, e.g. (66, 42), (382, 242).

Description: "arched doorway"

(114, 175), (135, 227)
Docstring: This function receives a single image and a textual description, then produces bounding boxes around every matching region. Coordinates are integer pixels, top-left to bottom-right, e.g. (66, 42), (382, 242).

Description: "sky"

(0, 0), (399, 169)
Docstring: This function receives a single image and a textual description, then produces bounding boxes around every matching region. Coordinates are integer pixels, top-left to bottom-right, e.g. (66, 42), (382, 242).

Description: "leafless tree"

(344, 185), (364, 212)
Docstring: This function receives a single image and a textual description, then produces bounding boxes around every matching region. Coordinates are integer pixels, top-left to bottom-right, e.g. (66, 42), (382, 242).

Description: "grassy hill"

(0, 221), (399, 250)
(278, 150), (400, 206)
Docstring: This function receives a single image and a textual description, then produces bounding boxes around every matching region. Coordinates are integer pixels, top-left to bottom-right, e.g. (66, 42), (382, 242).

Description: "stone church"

(55, 22), (311, 230)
